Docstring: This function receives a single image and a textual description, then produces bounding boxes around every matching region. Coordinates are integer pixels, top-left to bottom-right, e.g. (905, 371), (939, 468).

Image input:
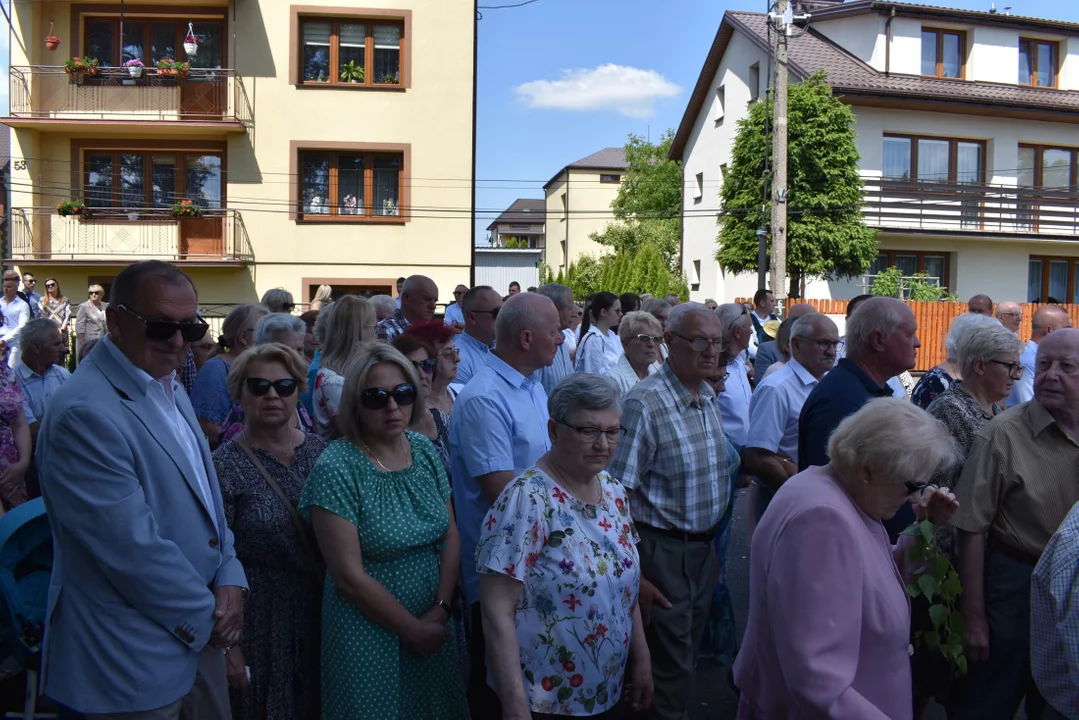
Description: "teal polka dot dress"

(299, 432), (469, 720)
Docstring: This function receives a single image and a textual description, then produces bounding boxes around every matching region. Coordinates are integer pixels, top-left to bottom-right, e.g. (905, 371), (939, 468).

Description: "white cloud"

(515, 63), (680, 118)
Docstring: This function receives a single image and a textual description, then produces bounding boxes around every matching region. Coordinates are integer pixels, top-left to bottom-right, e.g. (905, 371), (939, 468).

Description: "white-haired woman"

(911, 313), (1001, 409)
(611, 311), (662, 396)
(260, 287), (295, 314)
(368, 294), (398, 322)
(75, 283), (108, 358)
(478, 374), (653, 718)
(310, 285), (333, 312)
(735, 398), (960, 720)
(299, 343), (468, 719)
(313, 296), (377, 439)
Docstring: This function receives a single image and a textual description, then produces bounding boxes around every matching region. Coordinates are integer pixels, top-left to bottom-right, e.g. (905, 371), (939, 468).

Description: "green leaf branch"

(902, 519), (967, 676)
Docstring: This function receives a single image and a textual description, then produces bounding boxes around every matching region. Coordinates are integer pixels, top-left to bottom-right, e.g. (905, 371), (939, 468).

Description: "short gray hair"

(259, 288), (294, 314)
(548, 373), (621, 422)
(668, 302), (714, 334)
(957, 323), (1025, 377)
(537, 283), (573, 311)
(790, 313), (832, 341)
(642, 298), (669, 317)
(829, 398), (958, 489)
(715, 303), (749, 338)
(618, 311), (662, 343)
(845, 297), (906, 354)
(254, 313), (306, 345)
(945, 313), (1002, 362)
(495, 293), (555, 347)
(368, 294), (397, 315)
(21, 318), (61, 351)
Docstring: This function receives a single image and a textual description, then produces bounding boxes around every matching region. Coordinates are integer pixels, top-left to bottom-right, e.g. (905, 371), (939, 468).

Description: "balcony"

(4, 66), (252, 134)
(7, 207), (253, 265)
(862, 178), (1079, 238)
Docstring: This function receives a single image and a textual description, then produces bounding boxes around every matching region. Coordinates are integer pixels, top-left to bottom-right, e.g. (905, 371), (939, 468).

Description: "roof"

(486, 198), (547, 232)
(812, 1), (1079, 35)
(670, 9), (1079, 160)
(543, 147), (629, 189)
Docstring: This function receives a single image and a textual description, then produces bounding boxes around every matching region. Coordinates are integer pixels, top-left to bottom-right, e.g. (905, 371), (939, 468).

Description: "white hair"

(957, 323), (1025, 377)
(548, 373), (621, 421)
(20, 318), (60, 351)
(667, 302), (714, 335)
(254, 312), (306, 345)
(715, 303), (749, 338)
(367, 294), (397, 315)
(618, 311), (662, 343)
(845, 297), (907, 354)
(945, 313), (1006, 362)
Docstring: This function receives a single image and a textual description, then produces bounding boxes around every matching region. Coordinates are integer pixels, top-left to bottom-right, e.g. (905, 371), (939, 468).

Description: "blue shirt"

(1006, 338), (1038, 408)
(449, 352), (550, 603)
(537, 342), (573, 397)
(443, 302), (464, 327)
(303, 348), (321, 420)
(453, 331), (491, 387)
(14, 361), (71, 424)
(1032, 499), (1079, 718)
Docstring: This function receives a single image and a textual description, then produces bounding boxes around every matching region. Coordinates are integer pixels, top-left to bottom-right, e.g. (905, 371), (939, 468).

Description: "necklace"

(359, 434), (406, 471)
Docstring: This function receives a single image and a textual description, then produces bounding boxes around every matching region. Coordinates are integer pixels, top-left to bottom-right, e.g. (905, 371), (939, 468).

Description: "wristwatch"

(433, 598), (451, 619)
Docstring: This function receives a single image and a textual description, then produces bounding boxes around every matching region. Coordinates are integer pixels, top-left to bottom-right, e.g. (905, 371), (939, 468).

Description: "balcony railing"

(7, 66), (252, 127)
(862, 178), (1079, 236)
(7, 207), (253, 264)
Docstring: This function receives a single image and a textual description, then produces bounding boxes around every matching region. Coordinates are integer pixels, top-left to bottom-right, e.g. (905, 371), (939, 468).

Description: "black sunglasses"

(411, 358), (437, 375)
(474, 307), (500, 319)
(117, 304), (209, 342)
(361, 383), (417, 410)
(245, 377), (298, 397)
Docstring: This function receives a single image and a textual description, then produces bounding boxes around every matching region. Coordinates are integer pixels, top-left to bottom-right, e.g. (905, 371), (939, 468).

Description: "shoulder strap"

(233, 437), (323, 580)
(575, 331), (596, 370)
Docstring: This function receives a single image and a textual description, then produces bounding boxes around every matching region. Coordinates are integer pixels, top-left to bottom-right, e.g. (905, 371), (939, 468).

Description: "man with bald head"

(448, 291), (563, 717)
(968, 294), (994, 316)
(753, 303), (816, 380)
(996, 301), (1022, 333)
(1006, 304), (1071, 408)
(375, 274), (439, 341)
(951, 328), (1079, 720)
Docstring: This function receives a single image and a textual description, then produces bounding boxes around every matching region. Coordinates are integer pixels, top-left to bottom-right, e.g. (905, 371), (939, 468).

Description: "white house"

(487, 198), (546, 250)
(671, 0), (1079, 305)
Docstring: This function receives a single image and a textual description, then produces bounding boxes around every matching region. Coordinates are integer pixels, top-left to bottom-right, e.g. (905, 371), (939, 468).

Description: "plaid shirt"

(609, 361), (729, 533)
(1032, 499), (1079, 718)
(178, 348), (197, 396)
(375, 308), (411, 342)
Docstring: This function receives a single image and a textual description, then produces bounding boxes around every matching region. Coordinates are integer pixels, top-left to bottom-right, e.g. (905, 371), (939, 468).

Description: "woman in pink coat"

(734, 398), (960, 720)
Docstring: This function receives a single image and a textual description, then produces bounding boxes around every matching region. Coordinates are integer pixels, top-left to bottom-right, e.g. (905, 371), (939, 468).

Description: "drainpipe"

(885, 7), (895, 77)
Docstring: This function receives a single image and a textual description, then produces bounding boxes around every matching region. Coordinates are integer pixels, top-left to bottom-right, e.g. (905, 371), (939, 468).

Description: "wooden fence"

(736, 299), (1079, 372)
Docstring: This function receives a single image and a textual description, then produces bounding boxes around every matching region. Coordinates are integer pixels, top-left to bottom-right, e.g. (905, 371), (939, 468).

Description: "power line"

(477, 0), (543, 8)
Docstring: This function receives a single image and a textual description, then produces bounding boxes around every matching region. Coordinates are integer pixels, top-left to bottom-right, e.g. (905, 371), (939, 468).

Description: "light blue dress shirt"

(1006, 338), (1038, 408)
(1032, 499), (1079, 718)
(745, 357), (818, 460)
(449, 352), (550, 603)
(453, 330), (491, 387)
(717, 353), (753, 446)
(14, 361), (71, 424)
(443, 302), (464, 327)
(538, 342), (573, 397)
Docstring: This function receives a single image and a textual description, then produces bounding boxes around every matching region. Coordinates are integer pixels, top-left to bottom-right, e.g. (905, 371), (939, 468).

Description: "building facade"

(3, 0), (475, 310)
(543, 147), (627, 274)
(486, 198), (545, 249)
(672, 1), (1079, 304)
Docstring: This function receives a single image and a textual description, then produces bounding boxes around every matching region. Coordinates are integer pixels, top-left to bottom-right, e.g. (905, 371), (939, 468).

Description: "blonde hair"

(337, 344), (421, 444)
(320, 295), (376, 374)
(313, 284), (333, 304)
(618, 310), (662, 343)
(226, 343), (309, 402)
(88, 284), (105, 296)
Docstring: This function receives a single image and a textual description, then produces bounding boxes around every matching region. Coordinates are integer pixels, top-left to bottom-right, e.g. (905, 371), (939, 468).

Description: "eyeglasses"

(806, 339), (842, 352)
(411, 358), (437, 375)
(453, 290), (465, 296)
(903, 480), (928, 496)
(116, 304), (210, 342)
(555, 419), (627, 444)
(244, 377), (298, 397)
(89, 291), (101, 297)
(45, 283), (56, 289)
(634, 334), (663, 344)
(988, 359), (1024, 379)
(360, 383), (417, 410)
(670, 332), (727, 353)
(439, 347), (460, 360)
(474, 307), (500, 319)
(711, 372), (731, 383)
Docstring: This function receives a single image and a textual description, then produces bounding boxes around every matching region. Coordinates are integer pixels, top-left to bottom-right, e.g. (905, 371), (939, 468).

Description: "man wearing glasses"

(1006, 304), (1071, 408)
(37, 261), (247, 720)
(443, 283), (468, 332)
(609, 303), (732, 720)
(452, 285), (502, 387)
(995, 301), (1023, 334)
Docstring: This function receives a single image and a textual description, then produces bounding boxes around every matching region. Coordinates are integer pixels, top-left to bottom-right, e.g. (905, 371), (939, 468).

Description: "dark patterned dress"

(214, 433), (327, 720)
(911, 365), (955, 410)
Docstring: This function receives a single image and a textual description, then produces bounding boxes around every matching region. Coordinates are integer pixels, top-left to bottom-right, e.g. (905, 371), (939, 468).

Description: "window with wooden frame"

(920, 28), (966, 79)
(871, 251), (951, 289)
(83, 17), (225, 68)
(299, 17), (403, 86)
(83, 150), (224, 210)
(1019, 38), (1058, 88)
(298, 150), (403, 220)
(882, 135), (985, 184)
(1018, 145), (1077, 190)
(1028, 256), (1079, 304)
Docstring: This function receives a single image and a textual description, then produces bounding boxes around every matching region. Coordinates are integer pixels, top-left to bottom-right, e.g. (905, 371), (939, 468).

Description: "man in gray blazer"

(36, 261), (247, 719)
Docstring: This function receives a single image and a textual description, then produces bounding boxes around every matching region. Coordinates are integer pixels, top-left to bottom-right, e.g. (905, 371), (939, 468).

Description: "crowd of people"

(0, 260), (1075, 720)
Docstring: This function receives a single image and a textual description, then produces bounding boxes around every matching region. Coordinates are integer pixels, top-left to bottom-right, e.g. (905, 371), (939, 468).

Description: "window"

(921, 28), (965, 79)
(720, 163), (728, 180)
(84, 18), (224, 68)
(297, 149), (404, 220)
(694, 172), (704, 201)
(1028, 256), (1079, 303)
(882, 135), (985, 183)
(1020, 38), (1058, 88)
(299, 17), (403, 86)
(715, 85), (726, 124)
(749, 63), (760, 102)
(1019, 145), (1077, 189)
(83, 150), (223, 209)
(691, 259), (702, 291)
(560, 193), (567, 221)
(599, 174), (621, 184)
(871, 251), (950, 289)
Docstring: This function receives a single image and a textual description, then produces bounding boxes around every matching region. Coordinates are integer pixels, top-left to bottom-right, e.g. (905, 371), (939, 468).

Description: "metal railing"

(861, 178), (1079, 236)
(7, 207), (253, 263)
(7, 65), (252, 126)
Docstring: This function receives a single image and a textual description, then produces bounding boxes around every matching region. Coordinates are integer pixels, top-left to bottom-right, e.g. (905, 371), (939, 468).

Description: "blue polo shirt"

(798, 357), (915, 541)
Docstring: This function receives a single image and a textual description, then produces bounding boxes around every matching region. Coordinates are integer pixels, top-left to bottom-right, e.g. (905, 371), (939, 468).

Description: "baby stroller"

(0, 499), (55, 719)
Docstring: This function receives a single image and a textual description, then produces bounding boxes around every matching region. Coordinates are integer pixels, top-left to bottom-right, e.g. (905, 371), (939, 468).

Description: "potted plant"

(170, 200), (201, 218)
(56, 200), (87, 217)
(44, 35), (61, 51)
(339, 61), (365, 84)
(124, 58), (144, 78)
(379, 72), (399, 84)
(155, 58), (190, 78)
(183, 23), (199, 56)
(63, 56), (100, 76)
(382, 198), (398, 216)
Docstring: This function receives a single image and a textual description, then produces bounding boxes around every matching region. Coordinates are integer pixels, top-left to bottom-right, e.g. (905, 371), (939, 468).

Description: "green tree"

(717, 72), (877, 297)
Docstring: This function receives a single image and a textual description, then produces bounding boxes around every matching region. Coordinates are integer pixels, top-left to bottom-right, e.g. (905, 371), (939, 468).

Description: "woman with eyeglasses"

(911, 313), (1001, 410)
(213, 343), (326, 720)
(477, 373), (654, 719)
(575, 292), (623, 375)
(734, 399), (960, 720)
(75, 284), (108, 360)
(404, 321), (459, 416)
(611, 311), (662, 397)
(300, 343), (468, 720)
(40, 278), (70, 353)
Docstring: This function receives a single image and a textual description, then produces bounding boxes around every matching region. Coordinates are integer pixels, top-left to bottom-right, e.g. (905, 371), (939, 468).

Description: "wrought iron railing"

(7, 207), (253, 263)
(7, 65), (252, 126)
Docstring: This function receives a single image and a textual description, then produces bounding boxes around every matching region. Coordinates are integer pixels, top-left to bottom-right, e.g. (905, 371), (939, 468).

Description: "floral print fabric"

(476, 467), (640, 716)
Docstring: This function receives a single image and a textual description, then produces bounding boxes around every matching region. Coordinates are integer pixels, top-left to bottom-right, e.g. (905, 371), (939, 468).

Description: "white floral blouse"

(476, 467), (640, 716)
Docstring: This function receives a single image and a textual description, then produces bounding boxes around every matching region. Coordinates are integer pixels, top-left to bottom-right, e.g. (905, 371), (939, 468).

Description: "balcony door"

(1018, 146), (1078, 234)
(882, 135), (986, 229)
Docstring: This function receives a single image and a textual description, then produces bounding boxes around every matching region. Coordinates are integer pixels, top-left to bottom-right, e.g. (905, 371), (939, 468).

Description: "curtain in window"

(917, 139), (949, 182)
(373, 155), (400, 216)
(920, 31), (937, 76)
(302, 155), (330, 215)
(303, 22), (332, 82)
(119, 154), (144, 208)
(1049, 260), (1068, 303)
(338, 155), (364, 215)
(86, 155), (114, 208)
(942, 33), (962, 78)
(895, 255), (918, 277)
(923, 256), (945, 285)
(1028, 259), (1043, 303)
(1042, 149), (1071, 189)
(1037, 43), (1055, 87)
(152, 155), (177, 208)
(339, 23), (366, 81)
(1019, 42), (1033, 84)
(373, 25), (401, 83)
(186, 155), (222, 209)
(882, 138), (912, 181)
(1074, 264), (1079, 305)
(87, 21), (115, 66)
(956, 143), (982, 184)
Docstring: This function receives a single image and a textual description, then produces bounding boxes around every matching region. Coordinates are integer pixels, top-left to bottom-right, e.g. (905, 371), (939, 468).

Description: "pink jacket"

(733, 466), (914, 720)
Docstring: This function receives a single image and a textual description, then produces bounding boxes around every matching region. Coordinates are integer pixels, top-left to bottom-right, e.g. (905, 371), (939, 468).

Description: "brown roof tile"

(486, 198), (546, 231)
(543, 147), (628, 188)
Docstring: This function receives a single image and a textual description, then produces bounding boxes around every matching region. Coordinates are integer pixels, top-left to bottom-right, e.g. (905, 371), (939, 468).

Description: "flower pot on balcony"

(127, 211), (139, 221)
(183, 42), (198, 56)
(128, 66), (143, 78)
(45, 38), (60, 51)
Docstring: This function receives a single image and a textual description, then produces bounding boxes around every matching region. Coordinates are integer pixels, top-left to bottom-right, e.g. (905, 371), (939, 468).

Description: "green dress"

(299, 432), (469, 720)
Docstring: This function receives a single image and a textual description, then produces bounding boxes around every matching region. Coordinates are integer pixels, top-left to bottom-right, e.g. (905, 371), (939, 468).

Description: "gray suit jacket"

(753, 341), (781, 382)
(36, 337), (246, 714)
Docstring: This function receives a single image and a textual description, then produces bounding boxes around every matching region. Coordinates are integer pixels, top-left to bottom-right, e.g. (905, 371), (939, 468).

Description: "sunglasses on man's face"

(117, 304), (210, 342)
(360, 383), (417, 410)
(245, 377), (298, 397)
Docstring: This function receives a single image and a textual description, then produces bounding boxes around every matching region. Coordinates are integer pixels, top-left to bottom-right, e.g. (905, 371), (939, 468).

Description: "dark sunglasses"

(360, 383), (417, 410)
(45, 283), (57, 288)
(474, 307), (500, 319)
(411, 358), (437, 375)
(245, 377), (298, 397)
(117, 304), (209, 342)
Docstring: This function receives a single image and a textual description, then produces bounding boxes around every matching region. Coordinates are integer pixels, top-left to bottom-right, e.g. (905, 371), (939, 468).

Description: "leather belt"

(637, 522), (717, 544)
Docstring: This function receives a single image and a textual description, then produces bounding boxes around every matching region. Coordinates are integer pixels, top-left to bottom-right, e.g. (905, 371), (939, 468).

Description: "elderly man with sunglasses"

(36, 261), (246, 720)
(609, 302), (733, 720)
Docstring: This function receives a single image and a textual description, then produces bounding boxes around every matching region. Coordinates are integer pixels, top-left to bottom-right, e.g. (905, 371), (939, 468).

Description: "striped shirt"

(375, 308), (411, 342)
(1031, 499), (1079, 718)
(609, 361), (729, 533)
(950, 400), (1079, 557)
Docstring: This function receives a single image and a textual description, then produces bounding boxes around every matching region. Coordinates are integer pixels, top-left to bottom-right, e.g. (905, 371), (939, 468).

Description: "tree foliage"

(717, 72), (878, 295)
(564, 249), (688, 300)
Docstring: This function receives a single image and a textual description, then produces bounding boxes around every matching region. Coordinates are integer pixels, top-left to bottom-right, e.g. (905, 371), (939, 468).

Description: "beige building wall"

(544, 169), (622, 273)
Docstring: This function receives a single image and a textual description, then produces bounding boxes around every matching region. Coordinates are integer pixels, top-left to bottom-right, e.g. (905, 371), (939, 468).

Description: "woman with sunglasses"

(391, 334), (450, 476)
(575, 292), (623, 375)
(403, 321), (459, 416)
(75, 284), (108, 361)
(300, 343), (468, 720)
(611, 311), (662, 397)
(213, 343), (326, 720)
(734, 399), (960, 720)
(40, 278), (70, 353)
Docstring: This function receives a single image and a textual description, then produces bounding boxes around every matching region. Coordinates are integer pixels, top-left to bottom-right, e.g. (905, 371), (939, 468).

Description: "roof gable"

(486, 198), (547, 232)
(543, 147), (628, 189)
